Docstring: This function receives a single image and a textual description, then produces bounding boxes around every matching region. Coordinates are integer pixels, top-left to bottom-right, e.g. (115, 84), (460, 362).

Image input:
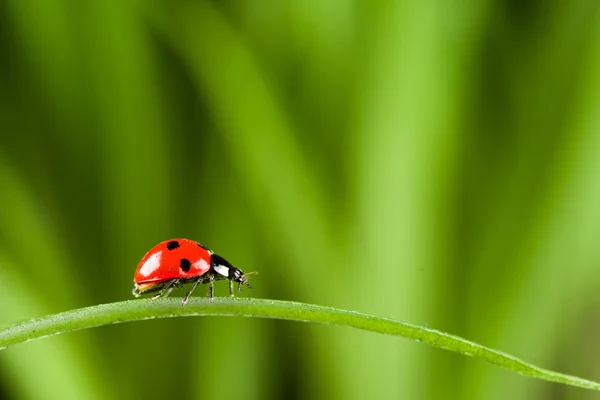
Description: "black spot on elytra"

(180, 258), (191, 272)
(167, 241), (180, 250)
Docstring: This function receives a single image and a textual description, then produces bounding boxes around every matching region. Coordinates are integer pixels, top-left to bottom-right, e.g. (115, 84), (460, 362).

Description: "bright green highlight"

(0, 298), (598, 391)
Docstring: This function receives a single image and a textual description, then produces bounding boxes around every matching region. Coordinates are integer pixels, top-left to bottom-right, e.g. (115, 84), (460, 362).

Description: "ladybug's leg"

(181, 276), (204, 306)
(165, 280), (185, 298)
(163, 287), (175, 298)
(229, 280), (234, 297)
(207, 274), (215, 302)
(150, 279), (179, 301)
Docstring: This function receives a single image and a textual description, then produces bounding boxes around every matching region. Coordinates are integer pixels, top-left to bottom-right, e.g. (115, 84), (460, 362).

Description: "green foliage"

(2, 1), (600, 399)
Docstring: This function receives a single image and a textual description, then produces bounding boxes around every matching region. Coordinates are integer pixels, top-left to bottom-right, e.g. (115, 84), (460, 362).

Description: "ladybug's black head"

(229, 267), (251, 288)
(211, 254), (257, 292)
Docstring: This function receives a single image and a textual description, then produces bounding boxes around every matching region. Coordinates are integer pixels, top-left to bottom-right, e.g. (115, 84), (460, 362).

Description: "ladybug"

(132, 238), (255, 305)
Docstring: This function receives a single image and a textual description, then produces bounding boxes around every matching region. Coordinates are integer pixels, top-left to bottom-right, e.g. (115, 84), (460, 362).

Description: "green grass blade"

(0, 298), (597, 391)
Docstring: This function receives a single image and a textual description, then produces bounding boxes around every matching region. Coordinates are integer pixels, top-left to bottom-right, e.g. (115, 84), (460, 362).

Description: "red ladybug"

(132, 238), (255, 305)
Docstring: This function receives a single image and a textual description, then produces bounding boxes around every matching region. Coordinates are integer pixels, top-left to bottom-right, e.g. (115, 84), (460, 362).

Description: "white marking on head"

(213, 263), (229, 277)
(139, 251), (162, 277)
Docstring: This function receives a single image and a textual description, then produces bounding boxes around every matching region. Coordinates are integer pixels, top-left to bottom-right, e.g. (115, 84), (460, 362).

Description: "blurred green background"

(1, 1), (600, 399)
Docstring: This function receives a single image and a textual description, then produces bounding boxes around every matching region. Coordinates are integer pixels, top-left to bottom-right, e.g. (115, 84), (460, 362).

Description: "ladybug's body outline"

(132, 238), (254, 305)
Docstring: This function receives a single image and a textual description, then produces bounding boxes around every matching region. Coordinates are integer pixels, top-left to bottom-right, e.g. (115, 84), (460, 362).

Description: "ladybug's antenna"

(238, 271), (258, 292)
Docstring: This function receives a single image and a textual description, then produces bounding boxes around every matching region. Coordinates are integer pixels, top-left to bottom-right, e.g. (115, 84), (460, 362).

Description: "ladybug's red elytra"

(132, 238), (255, 305)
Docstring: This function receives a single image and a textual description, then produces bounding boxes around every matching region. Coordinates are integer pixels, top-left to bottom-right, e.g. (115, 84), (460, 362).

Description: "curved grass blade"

(0, 297), (597, 391)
